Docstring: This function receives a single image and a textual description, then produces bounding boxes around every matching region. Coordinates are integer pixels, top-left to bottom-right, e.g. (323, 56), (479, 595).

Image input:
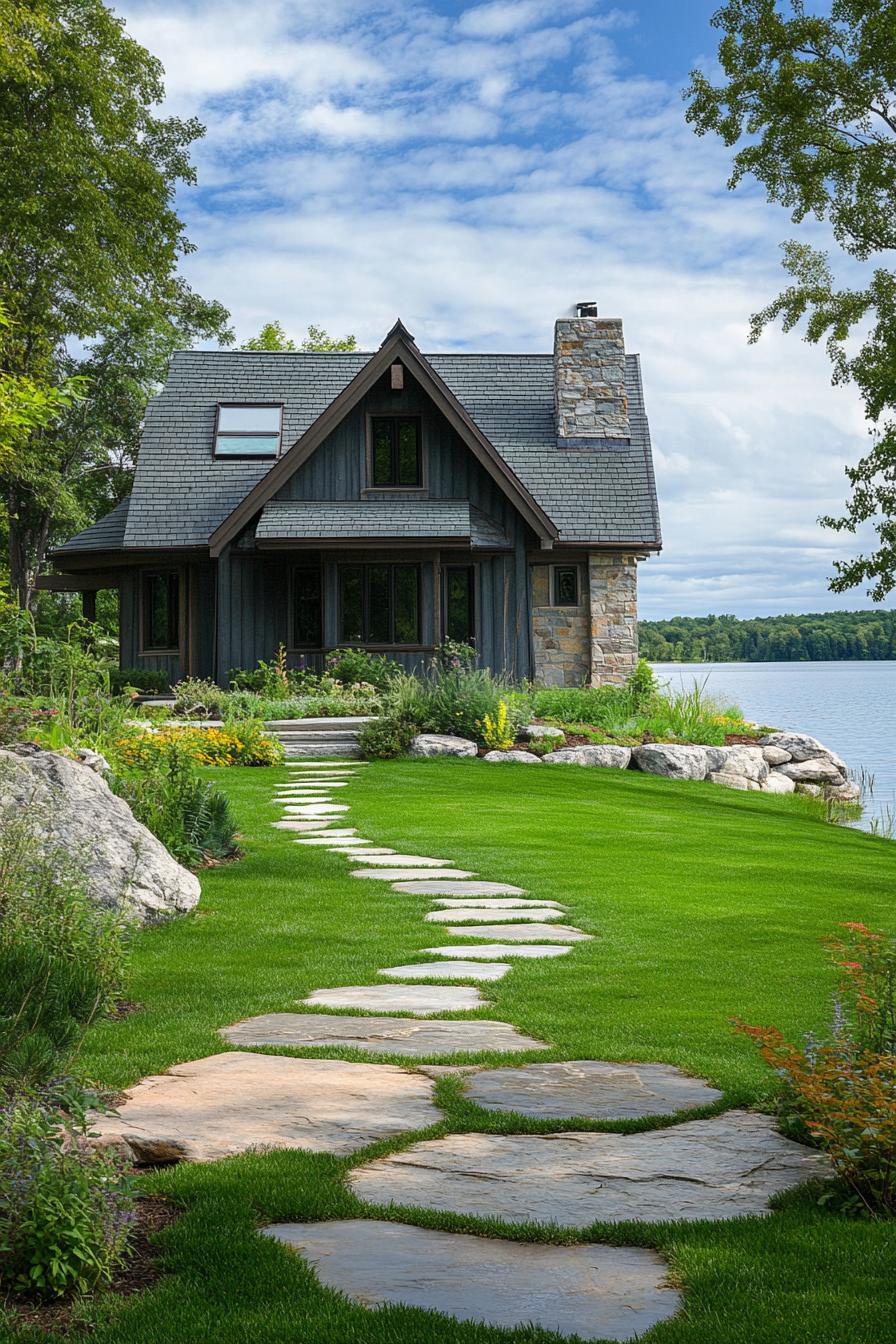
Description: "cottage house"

(49, 307), (661, 687)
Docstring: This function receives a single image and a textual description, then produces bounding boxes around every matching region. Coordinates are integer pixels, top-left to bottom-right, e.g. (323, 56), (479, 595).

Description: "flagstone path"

(95, 758), (832, 1342)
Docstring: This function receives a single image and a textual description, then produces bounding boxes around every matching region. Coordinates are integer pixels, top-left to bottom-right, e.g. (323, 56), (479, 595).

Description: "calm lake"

(652, 661), (896, 836)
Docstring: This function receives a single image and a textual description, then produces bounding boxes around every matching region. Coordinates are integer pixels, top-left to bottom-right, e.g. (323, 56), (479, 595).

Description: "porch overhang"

(253, 500), (512, 550)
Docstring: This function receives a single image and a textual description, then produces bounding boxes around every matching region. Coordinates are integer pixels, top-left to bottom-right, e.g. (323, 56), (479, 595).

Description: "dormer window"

(214, 403), (282, 457)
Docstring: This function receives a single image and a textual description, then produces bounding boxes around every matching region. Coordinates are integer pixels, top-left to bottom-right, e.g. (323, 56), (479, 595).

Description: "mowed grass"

(12, 761), (896, 1344)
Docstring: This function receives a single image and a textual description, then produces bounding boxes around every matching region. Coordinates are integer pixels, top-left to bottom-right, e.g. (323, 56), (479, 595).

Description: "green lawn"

(11, 761), (896, 1344)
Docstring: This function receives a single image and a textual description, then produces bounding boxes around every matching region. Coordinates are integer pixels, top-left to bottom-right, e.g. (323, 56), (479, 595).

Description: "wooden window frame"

(289, 563), (323, 650)
(364, 414), (425, 491)
(442, 563), (477, 646)
(139, 569), (181, 655)
(337, 562), (422, 647)
(552, 564), (581, 608)
(213, 402), (283, 460)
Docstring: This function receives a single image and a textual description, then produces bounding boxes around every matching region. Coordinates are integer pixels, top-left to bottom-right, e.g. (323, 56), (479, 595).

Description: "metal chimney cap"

(575, 301), (598, 318)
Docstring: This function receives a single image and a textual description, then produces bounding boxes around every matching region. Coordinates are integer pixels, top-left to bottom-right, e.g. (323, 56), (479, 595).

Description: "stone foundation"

(588, 553), (638, 686)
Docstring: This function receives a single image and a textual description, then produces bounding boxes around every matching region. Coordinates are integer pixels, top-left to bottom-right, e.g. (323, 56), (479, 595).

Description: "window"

(292, 567), (322, 646)
(142, 571), (179, 651)
(214, 404), (281, 457)
(369, 416), (422, 487)
(338, 563), (421, 645)
(553, 566), (580, 607)
(444, 566), (475, 644)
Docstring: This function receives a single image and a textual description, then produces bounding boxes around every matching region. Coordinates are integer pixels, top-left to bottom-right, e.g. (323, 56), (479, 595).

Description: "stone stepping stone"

(379, 961), (511, 982)
(444, 923), (590, 942)
(328, 847), (395, 856)
(281, 802), (337, 811)
(301, 985), (485, 1014)
(294, 836), (373, 846)
(349, 1111), (832, 1225)
(293, 827), (358, 838)
(89, 1052), (439, 1163)
(426, 908), (566, 924)
(353, 868), (475, 881)
(220, 1013), (547, 1057)
(275, 780), (351, 788)
(425, 943), (573, 960)
(286, 761), (364, 768)
(262, 1219), (679, 1341)
(393, 880), (527, 897)
(463, 1061), (724, 1120)
(431, 897), (565, 909)
(286, 804), (351, 816)
(273, 820), (340, 832)
(341, 853), (453, 868)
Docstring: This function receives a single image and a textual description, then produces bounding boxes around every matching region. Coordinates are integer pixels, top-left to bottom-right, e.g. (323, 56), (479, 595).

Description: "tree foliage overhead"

(640, 609), (896, 662)
(0, 0), (232, 609)
(241, 321), (357, 352)
(685, 0), (896, 600)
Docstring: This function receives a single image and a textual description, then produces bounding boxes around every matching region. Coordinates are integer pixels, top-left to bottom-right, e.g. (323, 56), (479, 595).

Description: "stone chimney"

(554, 305), (629, 441)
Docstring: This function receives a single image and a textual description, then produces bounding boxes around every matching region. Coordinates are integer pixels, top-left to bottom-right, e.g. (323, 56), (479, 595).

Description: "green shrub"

(172, 677), (226, 719)
(528, 733), (563, 756)
(109, 667), (168, 695)
(358, 715), (416, 760)
(0, 809), (127, 1086)
(0, 1086), (135, 1299)
(325, 647), (398, 689)
(422, 667), (522, 744)
(112, 741), (238, 867)
(0, 698), (58, 746)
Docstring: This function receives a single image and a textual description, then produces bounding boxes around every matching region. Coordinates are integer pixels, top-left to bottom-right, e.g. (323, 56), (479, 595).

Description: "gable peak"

(382, 318), (416, 347)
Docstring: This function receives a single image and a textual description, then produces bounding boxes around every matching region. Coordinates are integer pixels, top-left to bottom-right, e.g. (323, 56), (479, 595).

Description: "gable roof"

(208, 322), (557, 555)
(55, 496), (130, 554)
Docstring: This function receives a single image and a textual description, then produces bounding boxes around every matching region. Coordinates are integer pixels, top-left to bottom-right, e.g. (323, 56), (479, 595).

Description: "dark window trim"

(442, 563), (477, 645)
(213, 401), (283, 459)
(288, 563), (323, 650)
(552, 564), (580, 607)
(365, 413), (425, 491)
(139, 568), (181, 655)
(337, 561), (422, 647)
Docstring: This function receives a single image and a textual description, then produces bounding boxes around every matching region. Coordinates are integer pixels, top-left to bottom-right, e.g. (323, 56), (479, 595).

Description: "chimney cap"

(575, 301), (598, 318)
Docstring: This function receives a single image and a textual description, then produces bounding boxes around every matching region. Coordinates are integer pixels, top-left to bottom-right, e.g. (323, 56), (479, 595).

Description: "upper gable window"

(370, 416), (422, 488)
(214, 404), (281, 457)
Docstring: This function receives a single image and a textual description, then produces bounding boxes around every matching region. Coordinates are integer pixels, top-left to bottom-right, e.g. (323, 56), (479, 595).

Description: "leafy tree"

(242, 321), (297, 351)
(0, 0), (232, 609)
(242, 321), (357, 353)
(639, 610), (896, 661)
(301, 324), (357, 352)
(0, 305), (85, 472)
(685, 1), (896, 599)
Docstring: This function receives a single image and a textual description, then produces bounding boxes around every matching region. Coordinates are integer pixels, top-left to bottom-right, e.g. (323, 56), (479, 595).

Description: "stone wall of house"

(553, 317), (629, 441)
(530, 565), (590, 687)
(588, 553), (638, 685)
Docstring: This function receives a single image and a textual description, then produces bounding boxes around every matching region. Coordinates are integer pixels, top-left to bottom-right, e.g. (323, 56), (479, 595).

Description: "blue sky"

(115, 0), (892, 620)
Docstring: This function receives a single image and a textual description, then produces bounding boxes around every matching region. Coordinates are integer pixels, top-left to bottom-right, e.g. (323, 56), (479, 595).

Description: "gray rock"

(91, 1052), (438, 1162)
(294, 836), (377, 846)
(796, 782), (823, 797)
(393, 880), (528, 897)
(301, 985), (485, 1014)
(426, 907), (566, 923)
(523, 724), (566, 740)
(827, 780), (861, 802)
(349, 1111), (832, 1225)
(443, 923), (590, 942)
(0, 747), (199, 925)
(424, 943), (573, 959)
(342, 853), (452, 867)
(283, 803), (350, 815)
(273, 819), (340, 832)
(75, 747), (111, 774)
(762, 773), (796, 795)
(353, 867), (476, 881)
(762, 746), (792, 765)
(777, 757), (846, 785)
(482, 750), (540, 763)
(327, 847), (395, 856)
(712, 746), (768, 783)
(543, 745), (632, 768)
(409, 734), (477, 758)
(220, 1013), (547, 1056)
(708, 772), (760, 792)
(431, 897), (565, 909)
(759, 732), (846, 770)
(631, 744), (709, 780)
(464, 1060), (723, 1120)
(379, 961), (511, 981)
(263, 1220), (680, 1341)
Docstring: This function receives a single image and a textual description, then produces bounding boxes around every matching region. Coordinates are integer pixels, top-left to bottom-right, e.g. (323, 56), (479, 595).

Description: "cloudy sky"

(115, 0), (892, 620)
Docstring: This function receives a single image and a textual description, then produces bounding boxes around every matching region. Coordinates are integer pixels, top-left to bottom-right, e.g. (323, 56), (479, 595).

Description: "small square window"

(369, 416), (421, 487)
(553, 566), (579, 606)
(215, 404), (281, 457)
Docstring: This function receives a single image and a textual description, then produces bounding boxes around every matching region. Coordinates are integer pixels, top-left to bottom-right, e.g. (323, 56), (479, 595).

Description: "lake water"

(652, 661), (896, 836)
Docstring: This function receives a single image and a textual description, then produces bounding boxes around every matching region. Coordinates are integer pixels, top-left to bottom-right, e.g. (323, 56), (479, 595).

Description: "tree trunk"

(7, 486), (51, 613)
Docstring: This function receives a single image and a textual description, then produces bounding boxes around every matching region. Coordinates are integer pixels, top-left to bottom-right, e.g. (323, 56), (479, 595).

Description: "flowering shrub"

(116, 722), (282, 768)
(736, 922), (896, 1218)
(479, 700), (514, 751)
(172, 677), (227, 719)
(0, 698), (57, 746)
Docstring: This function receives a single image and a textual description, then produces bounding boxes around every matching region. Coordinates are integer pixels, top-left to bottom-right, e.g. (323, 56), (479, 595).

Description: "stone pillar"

(530, 565), (590, 687)
(588, 553), (638, 685)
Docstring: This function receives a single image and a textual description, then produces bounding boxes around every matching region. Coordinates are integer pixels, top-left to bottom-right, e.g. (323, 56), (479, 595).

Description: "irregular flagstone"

(349, 1111), (832, 1225)
(286, 760), (365, 767)
(340, 853), (453, 867)
(90, 1053), (439, 1163)
(301, 985), (485, 1014)
(425, 908), (567, 923)
(463, 1060), (723, 1120)
(431, 897), (565, 909)
(263, 1219), (680, 1342)
(379, 961), (512, 982)
(273, 820), (342, 832)
(444, 923), (590, 942)
(275, 780), (351, 788)
(294, 836), (375, 846)
(326, 847), (396, 856)
(292, 827), (358, 838)
(219, 1012), (547, 1056)
(393, 880), (527, 897)
(281, 802), (340, 811)
(425, 943), (573, 959)
(287, 804), (351, 816)
(353, 868), (475, 881)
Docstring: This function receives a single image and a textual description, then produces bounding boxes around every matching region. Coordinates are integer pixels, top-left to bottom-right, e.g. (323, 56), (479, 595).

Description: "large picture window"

(142, 571), (179, 651)
(369, 416), (422, 488)
(292, 567), (322, 646)
(338, 563), (421, 645)
(214, 404), (281, 457)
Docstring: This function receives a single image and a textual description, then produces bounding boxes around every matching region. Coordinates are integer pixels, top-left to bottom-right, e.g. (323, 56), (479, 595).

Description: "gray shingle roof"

(55, 496), (130, 553)
(64, 346), (660, 553)
(257, 499), (466, 540)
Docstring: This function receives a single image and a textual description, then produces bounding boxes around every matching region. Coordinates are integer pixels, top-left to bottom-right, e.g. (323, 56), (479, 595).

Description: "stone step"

(461, 1061), (723, 1120)
(379, 961), (511, 982)
(425, 908), (566, 923)
(219, 1012), (548, 1057)
(444, 923), (590, 942)
(424, 944), (573, 960)
(352, 867), (476, 881)
(301, 985), (485, 1015)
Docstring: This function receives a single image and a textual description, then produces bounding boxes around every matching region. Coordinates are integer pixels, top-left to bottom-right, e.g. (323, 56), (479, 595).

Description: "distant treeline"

(639, 611), (896, 662)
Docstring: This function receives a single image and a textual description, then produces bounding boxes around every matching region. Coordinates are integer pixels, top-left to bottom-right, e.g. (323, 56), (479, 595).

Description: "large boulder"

(709, 772), (760, 792)
(482, 750), (540, 764)
(759, 732), (846, 771)
(522, 724), (565, 741)
(709, 746), (769, 785)
(543, 745), (631, 769)
(762, 772), (796, 795)
(0, 747), (200, 925)
(631, 744), (709, 781)
(409, 734), (477, 759)
(776, 757), (846, 786)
